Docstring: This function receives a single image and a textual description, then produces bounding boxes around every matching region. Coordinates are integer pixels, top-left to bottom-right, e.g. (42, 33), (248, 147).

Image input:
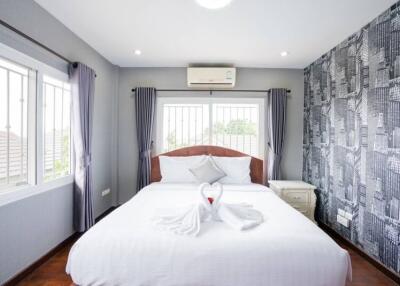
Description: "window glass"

(157, 98), (264, 158)
(162, 103), (209, 152)
(0, 58), (30, 189)
(43, 75), (71, 181)
(212, 103), (260, 156)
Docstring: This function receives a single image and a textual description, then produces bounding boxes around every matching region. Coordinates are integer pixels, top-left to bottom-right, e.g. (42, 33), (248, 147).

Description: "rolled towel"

(153, 183), (211, 236)
(217, 203), (264, 231)
(153, 203), (208, 236)
(212, 183), (263, 231)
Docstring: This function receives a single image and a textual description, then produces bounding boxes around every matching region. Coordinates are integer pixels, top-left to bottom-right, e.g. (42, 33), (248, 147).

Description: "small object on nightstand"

(269, 180), (317, 223)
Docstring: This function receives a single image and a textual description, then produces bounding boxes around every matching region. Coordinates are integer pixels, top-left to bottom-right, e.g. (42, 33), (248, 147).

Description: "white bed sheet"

(66, 183), (351, 286)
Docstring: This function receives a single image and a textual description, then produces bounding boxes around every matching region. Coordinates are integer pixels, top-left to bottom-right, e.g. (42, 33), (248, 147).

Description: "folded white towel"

(212, 183), (263, 231)
(153, 183), (211, 236)
(153, 204), (208, 236)
(217, 203), (264, 231)
(153, 183), (264, 236)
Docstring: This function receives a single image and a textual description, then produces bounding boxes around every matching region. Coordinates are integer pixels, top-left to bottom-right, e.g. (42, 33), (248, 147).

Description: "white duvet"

(66, 183), (351, 286)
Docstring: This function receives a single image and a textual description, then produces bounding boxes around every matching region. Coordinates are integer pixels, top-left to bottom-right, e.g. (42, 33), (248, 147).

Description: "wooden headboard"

(150, 145), (265, 184)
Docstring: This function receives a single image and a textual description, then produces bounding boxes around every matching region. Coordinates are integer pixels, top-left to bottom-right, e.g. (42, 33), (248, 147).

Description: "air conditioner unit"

(187, 67), (236, 89)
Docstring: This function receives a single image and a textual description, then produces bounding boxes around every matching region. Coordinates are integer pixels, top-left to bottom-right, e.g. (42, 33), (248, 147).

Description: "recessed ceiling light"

(196, 0), (233, 9)
(134, 49), (142, 55)
(280, 51), (289, 57)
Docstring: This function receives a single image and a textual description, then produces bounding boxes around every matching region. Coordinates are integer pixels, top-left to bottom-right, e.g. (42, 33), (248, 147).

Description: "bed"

(66, 146), (351, 286)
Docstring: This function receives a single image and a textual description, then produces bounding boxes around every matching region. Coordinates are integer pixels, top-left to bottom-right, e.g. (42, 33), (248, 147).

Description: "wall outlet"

(344, 212), (353, 221)
(101, 188), (111, 197)
(337, 214), (349, 227)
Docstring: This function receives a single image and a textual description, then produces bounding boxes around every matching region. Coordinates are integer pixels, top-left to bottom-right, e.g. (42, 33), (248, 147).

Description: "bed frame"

(150, 145), (265, 184)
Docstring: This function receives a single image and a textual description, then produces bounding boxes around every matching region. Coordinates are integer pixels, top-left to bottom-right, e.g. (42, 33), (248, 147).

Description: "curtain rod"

(0, 18), (72, 64)
(131, 88), (291, 94)
(0, 18), (97, 76)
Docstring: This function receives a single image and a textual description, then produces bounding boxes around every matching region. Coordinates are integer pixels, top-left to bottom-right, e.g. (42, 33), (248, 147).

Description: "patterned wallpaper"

(303, 3), (400, 273)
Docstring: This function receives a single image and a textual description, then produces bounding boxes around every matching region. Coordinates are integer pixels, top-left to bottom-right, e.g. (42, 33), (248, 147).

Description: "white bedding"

(66, 183), (351, 286)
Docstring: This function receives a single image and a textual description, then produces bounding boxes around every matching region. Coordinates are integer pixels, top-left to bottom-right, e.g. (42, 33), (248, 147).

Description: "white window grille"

(0, 57), (33, 189)
(157, 97), (264, 158)
(43, 75), (71, 181)
(0, 43), (73, 196)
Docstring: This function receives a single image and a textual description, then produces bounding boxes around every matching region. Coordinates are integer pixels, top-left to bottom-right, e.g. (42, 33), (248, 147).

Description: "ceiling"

(34, 0), (397, 68)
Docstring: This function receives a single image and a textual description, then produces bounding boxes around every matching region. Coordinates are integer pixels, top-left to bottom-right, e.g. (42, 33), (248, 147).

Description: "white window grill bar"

(193, 107), (197, 144)
(173, 106), (176, 149)
(186, 107), (190, 146)
(180, 106), (183, 147)
(248, 107), (252, 155)
(201, 106), (204, 144)
(52, 85), (56, 179)
(43, 82), (46, 178)
(6, 69), (10, 185)
(229, 106), (232, 148)
(222, 106), (226, 146)
(167, 106), (170, 151)
(60, 88), (64, 177)
(19, 73), (24, 180)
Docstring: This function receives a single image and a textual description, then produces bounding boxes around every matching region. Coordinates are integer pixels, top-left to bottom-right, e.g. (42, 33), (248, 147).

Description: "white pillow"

(212, 156), (252, 184)
(159, 155), (206, 183)
(189, 156), (226, 184)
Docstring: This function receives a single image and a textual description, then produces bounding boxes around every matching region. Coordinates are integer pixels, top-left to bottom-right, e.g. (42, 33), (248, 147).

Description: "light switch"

(101, 189), (110, 197)
(337, 215), (349, 227)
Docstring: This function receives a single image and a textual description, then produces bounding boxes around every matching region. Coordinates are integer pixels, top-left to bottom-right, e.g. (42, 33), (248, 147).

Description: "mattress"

(66, 183), (351, 286)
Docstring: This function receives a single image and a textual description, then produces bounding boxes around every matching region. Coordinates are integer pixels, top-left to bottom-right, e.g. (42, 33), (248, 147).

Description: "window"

(212, 102), (261, 156)
(160, 102), (210, 150)
(43, 75), (71, 181)
(0, 43), (73, 194)
(157, 97), (264, 157)
(0, 57), (34, 189)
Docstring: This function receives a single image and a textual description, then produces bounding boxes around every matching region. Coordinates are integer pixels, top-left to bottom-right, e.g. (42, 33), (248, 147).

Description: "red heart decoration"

(207, 197), (214, 204)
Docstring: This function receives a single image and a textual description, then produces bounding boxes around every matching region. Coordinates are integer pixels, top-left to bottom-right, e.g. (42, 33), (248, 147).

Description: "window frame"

(156, 96), (265, 158)
(0, 42), (73, 200)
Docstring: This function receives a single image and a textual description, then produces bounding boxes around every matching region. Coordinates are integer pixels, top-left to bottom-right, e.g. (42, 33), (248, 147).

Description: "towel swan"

(153, 183), (263, 236)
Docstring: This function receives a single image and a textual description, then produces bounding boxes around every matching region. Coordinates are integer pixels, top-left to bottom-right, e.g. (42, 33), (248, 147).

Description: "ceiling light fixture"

(134, 49), (142, 55)
(280, 51), (289, 57)
(195, 0), (233, 9)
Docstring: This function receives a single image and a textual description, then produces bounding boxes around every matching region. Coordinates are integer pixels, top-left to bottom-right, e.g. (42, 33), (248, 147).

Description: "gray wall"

(0, 0), (118, 283)
(117, 67), (304, 203)
(0, 184), (74, 283)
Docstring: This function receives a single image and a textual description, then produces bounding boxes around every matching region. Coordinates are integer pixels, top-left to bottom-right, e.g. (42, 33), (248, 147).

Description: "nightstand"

(269, 180), (317, 223)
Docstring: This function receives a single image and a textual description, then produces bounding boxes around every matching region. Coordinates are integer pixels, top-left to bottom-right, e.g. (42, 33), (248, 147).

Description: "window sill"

(0, 175), (74, 207)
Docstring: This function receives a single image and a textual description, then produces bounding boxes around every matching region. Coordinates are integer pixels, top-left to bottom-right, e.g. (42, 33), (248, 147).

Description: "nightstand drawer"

(291, 203), (309, 215)
(282, 191), (309, 203)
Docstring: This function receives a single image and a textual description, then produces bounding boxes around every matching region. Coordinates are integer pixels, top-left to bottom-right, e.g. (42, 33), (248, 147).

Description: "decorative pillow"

(159, 155), (206, 183)
(212, 156), (252, 184)
(189, 156), (226, 184)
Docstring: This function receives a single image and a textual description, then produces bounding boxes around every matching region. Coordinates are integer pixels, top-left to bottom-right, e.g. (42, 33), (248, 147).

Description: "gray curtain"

(266, 88), (288, 181)
(135, 87), (157, 190)
(69, 63), (95, 232)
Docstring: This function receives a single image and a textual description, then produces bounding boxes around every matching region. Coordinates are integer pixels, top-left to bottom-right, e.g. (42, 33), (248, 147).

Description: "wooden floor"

(14, 237), (398, 286)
